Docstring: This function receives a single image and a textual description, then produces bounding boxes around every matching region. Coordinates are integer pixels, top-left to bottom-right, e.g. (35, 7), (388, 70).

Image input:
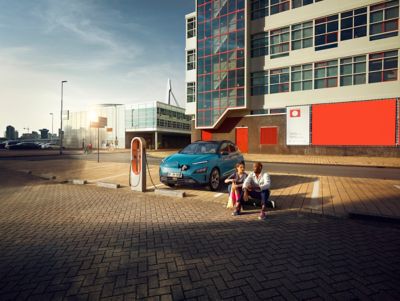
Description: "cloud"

(33, 0), (144, 66)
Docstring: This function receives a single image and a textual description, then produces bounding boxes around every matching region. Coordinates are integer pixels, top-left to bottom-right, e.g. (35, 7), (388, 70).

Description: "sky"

(0, 0), (195, 136)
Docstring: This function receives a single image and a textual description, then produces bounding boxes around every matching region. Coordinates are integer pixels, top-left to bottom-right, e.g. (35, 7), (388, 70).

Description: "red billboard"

(312, 99), (397, 146)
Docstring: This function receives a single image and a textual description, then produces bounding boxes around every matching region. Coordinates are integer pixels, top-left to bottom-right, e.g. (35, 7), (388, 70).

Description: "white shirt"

(243, 171), (271, 191)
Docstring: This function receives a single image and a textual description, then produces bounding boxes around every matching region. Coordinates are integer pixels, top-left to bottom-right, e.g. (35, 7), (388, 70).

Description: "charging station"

(130, 137), (147, 192)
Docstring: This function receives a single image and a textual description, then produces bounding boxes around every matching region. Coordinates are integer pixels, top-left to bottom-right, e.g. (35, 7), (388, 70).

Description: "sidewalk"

(147, 150), (400, 168)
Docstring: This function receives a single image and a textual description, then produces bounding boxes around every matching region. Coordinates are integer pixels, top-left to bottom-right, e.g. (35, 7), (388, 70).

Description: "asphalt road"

(1, 151), (399, 180)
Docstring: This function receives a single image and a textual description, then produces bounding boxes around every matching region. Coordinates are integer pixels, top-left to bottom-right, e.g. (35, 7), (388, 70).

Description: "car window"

(180, 142), (219, 154)
(228, 143), (237, 153)
(220, 143), (229, 153)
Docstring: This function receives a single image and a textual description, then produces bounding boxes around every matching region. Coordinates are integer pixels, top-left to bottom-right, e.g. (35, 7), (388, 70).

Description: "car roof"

(193, 140), (234, 144)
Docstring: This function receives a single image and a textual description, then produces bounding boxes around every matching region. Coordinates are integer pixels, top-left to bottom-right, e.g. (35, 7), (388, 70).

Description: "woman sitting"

(225, 162), (247, 213)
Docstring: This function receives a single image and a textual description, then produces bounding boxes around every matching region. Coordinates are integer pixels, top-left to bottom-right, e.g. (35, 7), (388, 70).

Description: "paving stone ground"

(0, 168), (399, 300)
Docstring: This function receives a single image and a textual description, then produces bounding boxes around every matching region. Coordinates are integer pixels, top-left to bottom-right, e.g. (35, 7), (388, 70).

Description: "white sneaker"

(270, 200), (275, 209)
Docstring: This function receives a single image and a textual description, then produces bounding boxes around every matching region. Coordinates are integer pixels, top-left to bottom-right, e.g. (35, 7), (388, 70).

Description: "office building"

(185, 0), (399, 156)
(63, 102), (191, 150)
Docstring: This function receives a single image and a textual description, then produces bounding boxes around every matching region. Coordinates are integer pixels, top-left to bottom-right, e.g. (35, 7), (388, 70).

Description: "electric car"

(159, 140), (245, 191)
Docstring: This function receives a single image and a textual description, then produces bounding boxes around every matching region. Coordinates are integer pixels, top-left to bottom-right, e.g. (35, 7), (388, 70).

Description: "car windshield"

(180, 142), (219, 154)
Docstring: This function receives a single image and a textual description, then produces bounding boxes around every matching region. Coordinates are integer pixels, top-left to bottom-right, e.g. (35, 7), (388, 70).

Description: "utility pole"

(60, 80), (67, 155)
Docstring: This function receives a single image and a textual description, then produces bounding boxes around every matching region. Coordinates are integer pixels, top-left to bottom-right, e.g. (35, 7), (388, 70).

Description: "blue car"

(159, 140), (245, 191)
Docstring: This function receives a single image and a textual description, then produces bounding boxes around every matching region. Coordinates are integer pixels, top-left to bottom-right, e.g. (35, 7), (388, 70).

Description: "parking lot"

(0, 159), (400, 300)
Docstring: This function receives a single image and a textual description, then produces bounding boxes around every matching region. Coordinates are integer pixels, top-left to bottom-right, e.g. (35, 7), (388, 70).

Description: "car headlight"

(194, 167), (207, 174)
(192, 160), (208, 165)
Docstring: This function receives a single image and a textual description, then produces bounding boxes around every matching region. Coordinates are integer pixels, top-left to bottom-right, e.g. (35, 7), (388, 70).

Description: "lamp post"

(60, 80), (67, 155)
(49, 113), (54, 141)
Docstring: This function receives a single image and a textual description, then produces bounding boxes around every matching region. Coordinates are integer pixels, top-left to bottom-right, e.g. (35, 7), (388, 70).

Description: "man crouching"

(238, 162), (275, 220)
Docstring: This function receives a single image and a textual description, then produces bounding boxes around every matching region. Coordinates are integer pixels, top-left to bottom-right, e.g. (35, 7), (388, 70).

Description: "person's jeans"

(237, 189), (272, 207)
(247, 189), (271, 207)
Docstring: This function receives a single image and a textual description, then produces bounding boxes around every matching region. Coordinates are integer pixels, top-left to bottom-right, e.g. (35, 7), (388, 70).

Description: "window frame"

(369, 0), (399, 40)
(340, 7), (367, 41)
(270, 67), (290, 94)
(291, 21), (313, 50)
(251, 32), (269, 57)
(314, 60), (338, 89)
(186, 82), (196, 103)
(251, 71), (269, 96)
(270, 26), (290, 58)
(187, 49), (196, 71)
(314, 14), (339, 51)
(339, 55), (367, 86)
(186, 17), (196, 39)
(368, 50), (398, 83)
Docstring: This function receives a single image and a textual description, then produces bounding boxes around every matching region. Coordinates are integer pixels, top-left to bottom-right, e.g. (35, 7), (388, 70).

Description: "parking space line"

(146, 183), (164, 190)
(312, 179), (320, 199)
(214, 193), (223, 198)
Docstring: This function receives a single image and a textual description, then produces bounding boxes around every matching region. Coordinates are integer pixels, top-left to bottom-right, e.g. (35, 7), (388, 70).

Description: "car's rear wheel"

(166, 183), (175, 187)
(209, 168), (220, 191)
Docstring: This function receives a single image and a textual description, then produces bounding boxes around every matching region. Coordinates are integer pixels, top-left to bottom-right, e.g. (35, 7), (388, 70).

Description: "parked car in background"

(8, 142), (42, 150)
(159, 140), (245, 191)
(4, 140), (19, 150)
(41, 143), (64, 150)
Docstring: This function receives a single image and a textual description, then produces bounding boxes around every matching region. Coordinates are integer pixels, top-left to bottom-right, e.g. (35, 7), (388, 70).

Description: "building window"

(370, 0), (399, 40)
(187, 49), (196, 70)
(291, 64), (313, 91)
(270, 27), (290, 58)
(251, 0), (269, 20)
(340, 7), (367, 41)
(369, 50), (398, 83)
(187, 17), (196, 39)
(260, 127), (278, 145)
(340, 55), (366, 86)
(251, 71), (268, 95)
(314, 60), (338, 89)
(291, 21), (313, 50)
(187, 82), (196, 103)
(315, 14), (338, 51)
(292, 0), (313, 8)
(270, 0), (290, 15)
(270, 108), (286, 114)
(270, 68), (289, 93)
(251, 32), (269, 57)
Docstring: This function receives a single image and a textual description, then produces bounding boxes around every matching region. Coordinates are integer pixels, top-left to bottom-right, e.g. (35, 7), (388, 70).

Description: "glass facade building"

(196, 0), (246, 127)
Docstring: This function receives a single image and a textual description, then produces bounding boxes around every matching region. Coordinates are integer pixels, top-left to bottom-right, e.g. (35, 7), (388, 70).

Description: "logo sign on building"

(90, 117), (107, 128)
(286, 105), (310, 145)
(98, 117), (107, 127)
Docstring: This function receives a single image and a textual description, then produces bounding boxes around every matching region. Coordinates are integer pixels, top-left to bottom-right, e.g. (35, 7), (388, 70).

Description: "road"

(1, 150), (399, 180)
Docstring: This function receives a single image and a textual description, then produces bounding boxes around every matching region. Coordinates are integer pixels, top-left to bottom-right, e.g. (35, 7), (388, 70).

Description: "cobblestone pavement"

(1, 168), (400, 300)
(1, 158), (400, 220)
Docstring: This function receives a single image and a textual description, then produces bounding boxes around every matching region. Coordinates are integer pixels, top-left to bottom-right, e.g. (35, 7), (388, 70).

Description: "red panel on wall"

(260, 127), (278, 145)
(201, 130), (213, 141)
(235, 127), (248, 153)
(312, 99), (397, 146)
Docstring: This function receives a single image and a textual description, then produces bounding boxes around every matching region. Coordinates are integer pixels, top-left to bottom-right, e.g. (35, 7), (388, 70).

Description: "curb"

(155, 188), (186, 198)
(71, 179), (87, 185)
(97, 182), (120, 189)
(348, 212), (400, 224)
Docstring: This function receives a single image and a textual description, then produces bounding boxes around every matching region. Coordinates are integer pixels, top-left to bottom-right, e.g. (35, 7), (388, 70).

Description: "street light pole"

(60, 80), (67, 155)
(49, 113), (54, 141)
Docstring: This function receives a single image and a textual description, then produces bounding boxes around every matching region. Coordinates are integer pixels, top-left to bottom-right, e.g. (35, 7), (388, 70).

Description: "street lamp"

(49, 113), (54, 141)
(60, 80), (67, 155)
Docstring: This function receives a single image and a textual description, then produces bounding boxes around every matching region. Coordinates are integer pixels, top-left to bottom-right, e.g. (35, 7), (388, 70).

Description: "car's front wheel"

(209, 168), (220, 191)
